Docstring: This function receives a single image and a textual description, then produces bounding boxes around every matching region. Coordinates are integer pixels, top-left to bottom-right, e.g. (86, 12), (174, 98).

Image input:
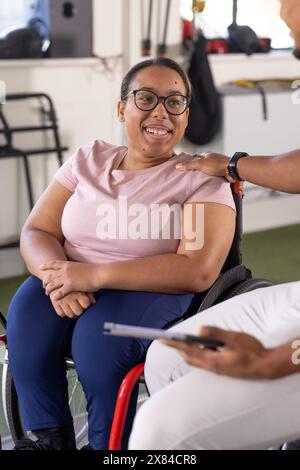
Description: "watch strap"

(227, 152), (248, 181)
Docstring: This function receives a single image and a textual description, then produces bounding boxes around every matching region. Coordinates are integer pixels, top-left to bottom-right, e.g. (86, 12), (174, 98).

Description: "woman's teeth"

(145, 127), (169, 136)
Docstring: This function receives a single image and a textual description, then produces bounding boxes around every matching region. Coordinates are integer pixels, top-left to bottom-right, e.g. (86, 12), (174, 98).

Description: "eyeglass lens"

(134, 90), (187, 114)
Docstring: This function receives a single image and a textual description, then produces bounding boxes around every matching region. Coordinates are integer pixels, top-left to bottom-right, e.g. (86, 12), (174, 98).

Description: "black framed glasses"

(126, 89), (189, 115)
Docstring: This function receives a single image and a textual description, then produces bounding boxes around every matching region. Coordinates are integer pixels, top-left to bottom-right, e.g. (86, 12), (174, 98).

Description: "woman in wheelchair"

(7, 58), (235, 450)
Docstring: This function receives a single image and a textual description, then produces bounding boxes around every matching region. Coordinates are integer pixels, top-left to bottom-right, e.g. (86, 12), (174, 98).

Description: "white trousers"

(129, 281), (300, 450)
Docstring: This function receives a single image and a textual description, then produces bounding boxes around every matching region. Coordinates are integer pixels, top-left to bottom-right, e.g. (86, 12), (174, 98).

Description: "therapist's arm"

(176, 150), (300, 194)
(160, 326), (300, 379)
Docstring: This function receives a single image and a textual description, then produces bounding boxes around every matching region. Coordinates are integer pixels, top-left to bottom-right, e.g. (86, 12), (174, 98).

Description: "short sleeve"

(54, 154), (78, 192)
(54, 143), (93, 192)
(185, 171), (236, 212)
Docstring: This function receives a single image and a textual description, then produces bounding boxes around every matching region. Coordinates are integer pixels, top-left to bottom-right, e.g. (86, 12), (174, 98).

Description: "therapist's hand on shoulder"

(176, 152), (234, 182)
(160, 326), (269, 379)
(40, 260), (101, 300)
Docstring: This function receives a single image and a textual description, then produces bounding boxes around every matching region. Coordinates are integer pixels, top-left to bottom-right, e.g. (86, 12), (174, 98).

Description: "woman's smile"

(143, 123), (173, 142)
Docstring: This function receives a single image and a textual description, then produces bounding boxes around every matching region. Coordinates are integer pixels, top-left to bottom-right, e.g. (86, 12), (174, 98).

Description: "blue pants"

(7, 276), (194, 450)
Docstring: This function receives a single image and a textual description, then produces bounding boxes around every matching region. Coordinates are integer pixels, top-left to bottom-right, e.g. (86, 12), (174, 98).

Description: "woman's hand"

(50, 290), (96, 318)
(160, 326), (270, 379)
(41, 260), (102, 300)
(176, 153), (234, 182)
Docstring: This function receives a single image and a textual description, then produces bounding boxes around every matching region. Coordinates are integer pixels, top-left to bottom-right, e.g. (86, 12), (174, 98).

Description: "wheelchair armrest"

(198, 265), (252, 312)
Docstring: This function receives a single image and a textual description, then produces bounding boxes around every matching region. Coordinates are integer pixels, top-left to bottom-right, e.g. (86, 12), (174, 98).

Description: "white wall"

(209, 52), (300, 87)
(93, 0), (123, 57)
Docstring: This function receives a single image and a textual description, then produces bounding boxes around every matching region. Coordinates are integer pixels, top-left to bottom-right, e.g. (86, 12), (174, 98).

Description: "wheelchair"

(0, 181), (274, 450)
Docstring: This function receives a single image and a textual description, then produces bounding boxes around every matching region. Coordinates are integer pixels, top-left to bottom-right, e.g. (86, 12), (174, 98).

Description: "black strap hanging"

(157, 0), (171, 57)
(142, 0), (153, 56)
(232, 0), (238, 24)
(185, 33), (221, 145)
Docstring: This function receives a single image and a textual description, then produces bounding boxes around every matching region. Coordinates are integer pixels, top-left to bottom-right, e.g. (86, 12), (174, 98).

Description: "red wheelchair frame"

(109, 363), (145, 450)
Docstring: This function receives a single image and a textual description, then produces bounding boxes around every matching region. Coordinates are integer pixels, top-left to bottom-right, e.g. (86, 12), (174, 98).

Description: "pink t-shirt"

(54, 140), (235, 264)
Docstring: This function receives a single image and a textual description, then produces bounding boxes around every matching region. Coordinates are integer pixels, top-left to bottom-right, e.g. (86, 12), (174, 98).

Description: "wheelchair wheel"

(218, 278), (274, 303)
(2, 358), (88, 449)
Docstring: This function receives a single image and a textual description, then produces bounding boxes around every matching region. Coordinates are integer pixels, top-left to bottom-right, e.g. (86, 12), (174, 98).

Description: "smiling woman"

(6, 57), (236, 451)
(117, 58), (191, 170)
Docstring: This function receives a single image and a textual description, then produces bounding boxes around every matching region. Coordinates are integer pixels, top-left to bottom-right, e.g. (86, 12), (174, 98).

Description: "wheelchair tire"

(2, 361), (88, 448)
(2, 364), (25, 444)
(219, 278), (274, 303)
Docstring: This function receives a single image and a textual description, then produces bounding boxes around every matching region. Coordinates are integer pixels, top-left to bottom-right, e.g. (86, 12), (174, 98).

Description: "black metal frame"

(0, 92), (68, 249)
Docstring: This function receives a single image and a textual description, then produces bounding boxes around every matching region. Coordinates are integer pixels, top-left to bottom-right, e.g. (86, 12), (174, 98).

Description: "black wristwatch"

(293, 48), (300, 60)
(227, 152), (248, 181)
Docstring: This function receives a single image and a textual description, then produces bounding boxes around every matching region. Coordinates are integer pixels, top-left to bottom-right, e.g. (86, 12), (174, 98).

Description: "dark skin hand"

(160, 326), (300, 379)
(175, 150), (300, 194)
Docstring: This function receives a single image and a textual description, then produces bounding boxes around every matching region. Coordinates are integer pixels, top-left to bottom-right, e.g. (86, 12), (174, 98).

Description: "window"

(180, 0), (293, 49)
(0, 0), (40, 35)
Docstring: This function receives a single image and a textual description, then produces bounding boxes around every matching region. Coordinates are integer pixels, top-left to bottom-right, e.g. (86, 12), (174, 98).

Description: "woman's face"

(118, 65), (190, 161)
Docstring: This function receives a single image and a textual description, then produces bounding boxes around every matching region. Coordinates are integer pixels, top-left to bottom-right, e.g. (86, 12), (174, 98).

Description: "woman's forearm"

(237, 150), (300, 193)
(20, 229), (67, 281)
(97, 254), (214, 294)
